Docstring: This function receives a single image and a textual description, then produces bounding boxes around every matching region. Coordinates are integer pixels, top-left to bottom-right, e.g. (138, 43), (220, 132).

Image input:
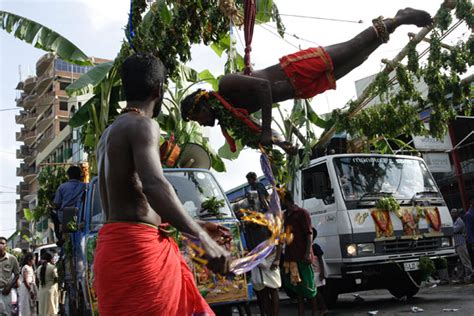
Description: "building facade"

(15, 53), (107, 247)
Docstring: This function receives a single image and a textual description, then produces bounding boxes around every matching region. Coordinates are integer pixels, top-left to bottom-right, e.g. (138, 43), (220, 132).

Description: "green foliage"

(201, 196), (225, 219)
(434, 257), (448, 270)
(32, 166), (68, 222)
(0, 10), (91, 65)
(419, 256), (436, 280)
(65, 61), (115, 97)
(328, 5), (473, 147)
(375, 196), (400, 214)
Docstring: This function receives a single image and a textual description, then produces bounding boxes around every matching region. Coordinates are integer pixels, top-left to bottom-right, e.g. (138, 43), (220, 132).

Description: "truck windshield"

(164, 170), (233, 219)
(334, 156), (440, 201)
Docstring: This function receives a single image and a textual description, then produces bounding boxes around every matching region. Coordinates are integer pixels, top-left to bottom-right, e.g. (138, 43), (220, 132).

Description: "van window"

(164, 170), (233, 219)
(302, 163), (334, 204)
(90, 182), (103, 231)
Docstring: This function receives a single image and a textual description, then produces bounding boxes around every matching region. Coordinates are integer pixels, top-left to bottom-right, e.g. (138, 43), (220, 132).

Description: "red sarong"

(279, 47), (336, 99)
(93, 222), (214, 316)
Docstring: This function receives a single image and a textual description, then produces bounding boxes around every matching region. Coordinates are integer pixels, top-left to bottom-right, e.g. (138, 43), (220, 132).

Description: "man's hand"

(199, 221), (232, 246)
(270, 260), (280, 270)
(302, 252), (312, 265)
(260, 131), (273, 147)
(199, 231), (231, 275)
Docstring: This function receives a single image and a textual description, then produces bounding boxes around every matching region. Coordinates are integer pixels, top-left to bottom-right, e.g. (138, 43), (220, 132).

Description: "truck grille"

(379, 238), (440, 254)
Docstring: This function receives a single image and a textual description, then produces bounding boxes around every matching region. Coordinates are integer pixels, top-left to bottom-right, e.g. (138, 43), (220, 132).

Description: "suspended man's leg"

(325, 8), (432, 80)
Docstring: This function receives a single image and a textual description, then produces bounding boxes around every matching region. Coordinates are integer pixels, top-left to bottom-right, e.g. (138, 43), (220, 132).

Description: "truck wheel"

(388, 280), (419, 299)
(320, 281), (339, 307)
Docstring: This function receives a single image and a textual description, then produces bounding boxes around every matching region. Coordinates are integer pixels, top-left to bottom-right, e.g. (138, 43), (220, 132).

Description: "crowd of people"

(241, 172), (328, 316)
(0, 238), (59, 316)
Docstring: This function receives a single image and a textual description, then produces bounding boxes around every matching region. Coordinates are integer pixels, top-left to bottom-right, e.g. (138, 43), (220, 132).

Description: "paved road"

(239, 283), (474, 316)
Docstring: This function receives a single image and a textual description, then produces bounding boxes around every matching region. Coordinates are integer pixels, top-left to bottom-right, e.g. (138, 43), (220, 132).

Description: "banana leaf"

(305, 100), (328, 129)
(0, 10), (91, 65)
(66, 61), (114, 97)
(256, 0), (274, 23)
(69, 95), (99, 128)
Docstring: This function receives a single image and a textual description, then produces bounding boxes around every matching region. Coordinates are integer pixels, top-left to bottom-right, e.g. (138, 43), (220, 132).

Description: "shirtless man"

(93, 53), (229, 316)
(181, 8), (432, 151)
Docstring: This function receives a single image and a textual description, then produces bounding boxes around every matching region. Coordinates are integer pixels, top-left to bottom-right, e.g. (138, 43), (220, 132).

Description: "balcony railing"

(23, 77), (37, 94)
(23, 94), (38, 109)
(36, 53), (55, 77)
(16, 163), (35, 177)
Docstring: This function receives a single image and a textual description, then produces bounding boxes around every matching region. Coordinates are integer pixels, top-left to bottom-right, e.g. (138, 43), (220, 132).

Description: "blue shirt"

(54, 179), (86, 211)
(465, 208), (474, 244)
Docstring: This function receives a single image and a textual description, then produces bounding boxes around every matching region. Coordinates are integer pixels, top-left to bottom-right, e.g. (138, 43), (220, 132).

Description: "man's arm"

(219, 74), (273, 145)
(130, 118), (229, 273)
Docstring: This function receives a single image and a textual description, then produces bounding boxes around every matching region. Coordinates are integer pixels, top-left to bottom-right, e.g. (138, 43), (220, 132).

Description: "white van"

(291, 154), (455, 304)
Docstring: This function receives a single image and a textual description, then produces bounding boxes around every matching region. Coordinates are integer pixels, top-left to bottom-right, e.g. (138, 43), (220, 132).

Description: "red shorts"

(279, 47), (336, 99)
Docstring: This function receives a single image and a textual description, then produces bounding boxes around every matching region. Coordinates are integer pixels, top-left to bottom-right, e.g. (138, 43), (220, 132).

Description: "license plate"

(403, 261), (419, 271)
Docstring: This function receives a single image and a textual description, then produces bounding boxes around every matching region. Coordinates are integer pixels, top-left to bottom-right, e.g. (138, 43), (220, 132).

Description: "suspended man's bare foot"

(394, 8), (433, 27)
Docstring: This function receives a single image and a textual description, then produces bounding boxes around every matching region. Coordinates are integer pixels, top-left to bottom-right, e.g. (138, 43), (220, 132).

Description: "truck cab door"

(301, 163), (340, 275)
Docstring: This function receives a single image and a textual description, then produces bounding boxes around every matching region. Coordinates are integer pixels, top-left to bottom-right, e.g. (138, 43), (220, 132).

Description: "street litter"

(430, 283), (437, 288)
(411, 306), (424, 313)
(353, 293), (365, 302)
(443, 309), (460, 312)
(368, 311), (378, 315)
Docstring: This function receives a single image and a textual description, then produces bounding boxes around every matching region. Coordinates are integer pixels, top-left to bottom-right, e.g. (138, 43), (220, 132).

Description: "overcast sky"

(0, 0), (469, 237)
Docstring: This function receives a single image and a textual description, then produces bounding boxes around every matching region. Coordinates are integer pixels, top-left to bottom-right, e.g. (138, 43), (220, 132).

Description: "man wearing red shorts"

(181, 8), (432, 152)
(94, 54), (230, 316)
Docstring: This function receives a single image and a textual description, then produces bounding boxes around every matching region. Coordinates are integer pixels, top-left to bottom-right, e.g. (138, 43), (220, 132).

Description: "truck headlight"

(441, 237), (451, 248)
(346, 244), (357, 256)
(357, 243), (375, 255)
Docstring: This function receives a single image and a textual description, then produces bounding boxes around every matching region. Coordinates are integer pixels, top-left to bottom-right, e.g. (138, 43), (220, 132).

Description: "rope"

(243, 0), (256, 75)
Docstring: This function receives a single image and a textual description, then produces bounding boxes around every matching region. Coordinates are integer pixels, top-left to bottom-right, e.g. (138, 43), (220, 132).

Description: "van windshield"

(164, 170), (233, 219)
(334, 156), (440, 201)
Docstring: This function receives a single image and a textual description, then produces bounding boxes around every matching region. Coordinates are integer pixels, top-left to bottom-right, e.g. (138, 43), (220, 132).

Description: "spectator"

(451, 208), (473, 283)
(0, 236), (20, 316)
(18, 253), (36, 316)
(281, 191), (319, 316)
(250, 226), (281, 316)
(312, 228), (328, 315)
(246, 172), (270, 211)
(465, 197), (474, 264)
(36, 252), (59, 316)
(52, 166), (86, 245)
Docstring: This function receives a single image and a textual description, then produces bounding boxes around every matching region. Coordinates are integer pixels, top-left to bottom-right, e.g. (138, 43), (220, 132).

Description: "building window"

(59, 101), (68, 111)
(60, 121), (68, 131)
(59, 82), (69, 91)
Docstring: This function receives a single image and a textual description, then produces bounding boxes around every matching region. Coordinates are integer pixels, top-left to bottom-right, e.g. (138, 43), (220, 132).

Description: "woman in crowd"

(19, 252), (36, 316)
(36, 252), (59, 315)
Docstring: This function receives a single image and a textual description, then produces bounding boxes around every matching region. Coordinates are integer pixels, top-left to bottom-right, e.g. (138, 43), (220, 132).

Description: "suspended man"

(181, 8), (432, 154)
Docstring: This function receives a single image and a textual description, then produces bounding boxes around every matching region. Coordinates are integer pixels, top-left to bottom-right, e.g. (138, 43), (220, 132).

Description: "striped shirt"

(453, 217), (466, 246)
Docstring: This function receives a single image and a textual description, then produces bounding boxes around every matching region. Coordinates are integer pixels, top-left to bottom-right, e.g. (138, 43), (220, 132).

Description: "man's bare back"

(97, 112), (163, 226)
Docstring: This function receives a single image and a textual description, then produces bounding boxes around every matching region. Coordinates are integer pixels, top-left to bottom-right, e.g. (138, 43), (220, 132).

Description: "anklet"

(372, 16), (390, 43)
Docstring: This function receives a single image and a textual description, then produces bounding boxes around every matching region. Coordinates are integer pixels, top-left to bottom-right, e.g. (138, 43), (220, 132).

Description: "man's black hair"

(0, 236), (7, 243)
(22, 252), (34, 266)
(121, 53), (166, 102)
(67, 166), (82, 180)
(181, 89), (206, 122)
(246, 172), (257, 180)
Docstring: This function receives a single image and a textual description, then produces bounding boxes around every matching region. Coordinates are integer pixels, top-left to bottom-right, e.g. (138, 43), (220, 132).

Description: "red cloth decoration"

(211, 92), (262, 152)
(94, 222), (214, 316)
(243, 0), (256, 75)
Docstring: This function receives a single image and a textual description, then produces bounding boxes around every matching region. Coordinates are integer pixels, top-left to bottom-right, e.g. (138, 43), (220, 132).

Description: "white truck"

(291, 154), (455, 304)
